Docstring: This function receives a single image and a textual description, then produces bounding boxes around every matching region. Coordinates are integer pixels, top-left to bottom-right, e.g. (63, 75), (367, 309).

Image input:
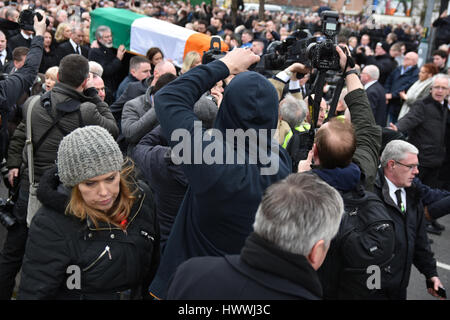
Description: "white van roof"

(244, 3), (283, 12)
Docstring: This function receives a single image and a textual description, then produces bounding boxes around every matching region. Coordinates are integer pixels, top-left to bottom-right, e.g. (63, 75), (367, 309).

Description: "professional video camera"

(262, 11), (341, 72)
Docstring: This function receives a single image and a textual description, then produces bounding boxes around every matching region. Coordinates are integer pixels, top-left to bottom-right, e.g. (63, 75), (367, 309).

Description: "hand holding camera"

(220, 48), (260, 75)
(33, 12), (47, 37)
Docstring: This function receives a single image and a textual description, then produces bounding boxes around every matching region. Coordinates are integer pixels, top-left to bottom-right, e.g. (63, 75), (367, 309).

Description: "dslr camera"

(202, 36), (227, 65)
(263, 11), (342, 72)
(17, 4), (49, 32)
(0, 196), (16, 229)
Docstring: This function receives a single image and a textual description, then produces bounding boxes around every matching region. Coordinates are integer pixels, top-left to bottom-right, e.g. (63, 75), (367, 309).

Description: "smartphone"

(426, 279), (447, 299)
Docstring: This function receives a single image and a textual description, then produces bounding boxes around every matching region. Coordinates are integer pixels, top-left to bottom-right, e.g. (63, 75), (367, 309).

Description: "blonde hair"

(65, 159), (137, 230)
(45, 66), (59, 81)
(181, 51), (201, 74)
(55, 23), (71, 42)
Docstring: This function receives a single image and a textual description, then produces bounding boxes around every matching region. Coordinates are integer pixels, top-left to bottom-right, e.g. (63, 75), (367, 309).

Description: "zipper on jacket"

(82, 245), (112, 272)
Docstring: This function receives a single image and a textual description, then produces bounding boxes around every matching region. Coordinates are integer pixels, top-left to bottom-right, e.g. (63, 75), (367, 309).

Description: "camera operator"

(297, 45), (384, 299)
(0, 14), (47, 162)
(298, 44), (381, 192)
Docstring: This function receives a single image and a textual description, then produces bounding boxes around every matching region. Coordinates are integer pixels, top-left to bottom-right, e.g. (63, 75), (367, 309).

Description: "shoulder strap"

(25, 95), (42, 186)
(33, 98), (83, 153)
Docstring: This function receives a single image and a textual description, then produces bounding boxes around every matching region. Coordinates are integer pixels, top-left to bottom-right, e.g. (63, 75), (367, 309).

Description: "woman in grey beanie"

(18, 126), (160, 300)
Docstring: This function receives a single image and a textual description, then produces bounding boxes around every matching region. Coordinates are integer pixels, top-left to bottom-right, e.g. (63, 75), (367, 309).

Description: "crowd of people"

(0, 0), (449, 301)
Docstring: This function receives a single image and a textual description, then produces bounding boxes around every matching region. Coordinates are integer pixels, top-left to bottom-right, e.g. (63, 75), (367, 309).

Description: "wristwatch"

(344, 69), (359, 78)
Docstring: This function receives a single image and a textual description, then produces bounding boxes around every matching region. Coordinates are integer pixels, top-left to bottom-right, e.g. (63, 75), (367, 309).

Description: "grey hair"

(253, 173), (344, 256)
(89, 61), (104, 77)
(95, 25), (111, 41)
(71, 24), (83, 33)
(279, 94), (307, 129)
(380, 140), (418, 168)
(432, 73), (450, 87)
(5, 8), (18, 20)
(364, 65), (380, 81)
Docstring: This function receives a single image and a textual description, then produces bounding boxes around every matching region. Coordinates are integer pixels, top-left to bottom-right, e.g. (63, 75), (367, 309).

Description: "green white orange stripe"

(90, 7), (228, 67)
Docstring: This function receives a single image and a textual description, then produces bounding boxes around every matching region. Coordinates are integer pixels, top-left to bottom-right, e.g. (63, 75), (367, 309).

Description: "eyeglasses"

(394, 160), (419, 170)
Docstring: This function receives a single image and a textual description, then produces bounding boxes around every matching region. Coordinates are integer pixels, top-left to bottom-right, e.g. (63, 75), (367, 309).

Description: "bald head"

(403, 52), (418, 68)
(152, 61), (177, 85)
(360, 65), (379, 85)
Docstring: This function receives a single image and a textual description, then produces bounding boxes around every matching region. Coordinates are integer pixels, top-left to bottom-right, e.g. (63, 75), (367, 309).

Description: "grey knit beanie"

(57, 126), (124, 187)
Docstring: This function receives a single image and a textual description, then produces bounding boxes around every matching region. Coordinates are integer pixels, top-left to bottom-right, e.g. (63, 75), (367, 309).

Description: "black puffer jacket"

(18, 167), (160, 300)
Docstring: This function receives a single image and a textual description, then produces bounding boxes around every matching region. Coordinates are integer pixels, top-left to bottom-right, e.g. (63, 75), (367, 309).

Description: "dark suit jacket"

(110, 76), (152, 123)
(88, 43), (123, 95)
(7, 32), (32, 52)
(0, 48), (12, 73)
(366, 81), (387, 127)
(55, 40), (89, 65)
(384, 65), (419, 116)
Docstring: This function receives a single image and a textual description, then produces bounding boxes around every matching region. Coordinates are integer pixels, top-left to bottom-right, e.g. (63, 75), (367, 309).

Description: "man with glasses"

(390, 74), (448, 188)
(374, 140), (443, 300)
(390, 74), (449, 234)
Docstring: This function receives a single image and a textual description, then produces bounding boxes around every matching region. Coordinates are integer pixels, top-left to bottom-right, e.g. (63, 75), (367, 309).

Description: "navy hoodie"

(150, 60), (291, 299)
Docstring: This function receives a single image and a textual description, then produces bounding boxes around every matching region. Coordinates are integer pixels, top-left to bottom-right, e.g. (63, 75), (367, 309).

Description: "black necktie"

(76, 45), (81, 55)
(395, 189), (405, 213)
(301, 86), (306, 97)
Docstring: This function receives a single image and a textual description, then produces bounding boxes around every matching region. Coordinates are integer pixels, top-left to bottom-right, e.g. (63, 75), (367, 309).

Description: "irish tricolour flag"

(90, 8), (228, 66)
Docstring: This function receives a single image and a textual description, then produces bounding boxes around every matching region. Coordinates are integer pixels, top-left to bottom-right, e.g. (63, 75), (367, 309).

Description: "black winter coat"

(366, 81), (387, 127)
(18, 167), (160, 300)
(88, 43), (123, 95)
(374, 169), (438, 299)
(132, 125), (188, 250)
(365, 54), (398, 85)
(167, 233), (322, 300)
(396, 95), (448, 168)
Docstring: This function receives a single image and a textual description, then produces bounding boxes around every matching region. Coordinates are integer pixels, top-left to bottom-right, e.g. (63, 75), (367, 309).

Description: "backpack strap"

(33, 94), (83, 154)
(25, 95), (42, 187)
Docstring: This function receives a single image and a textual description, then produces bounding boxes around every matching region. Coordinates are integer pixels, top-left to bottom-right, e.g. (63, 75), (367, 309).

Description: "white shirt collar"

(385, 176), (407, 210)
(0, 49), (6, 64)
(364, 80), (377, 90)
(20, 30), (32, 40)
(69, 38), (78, 51)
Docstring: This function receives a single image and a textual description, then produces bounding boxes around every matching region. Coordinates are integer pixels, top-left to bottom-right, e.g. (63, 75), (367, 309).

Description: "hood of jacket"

(212, 71), (279, 165)
(313, 162), (361, 192)
(214, 71), (278, 137)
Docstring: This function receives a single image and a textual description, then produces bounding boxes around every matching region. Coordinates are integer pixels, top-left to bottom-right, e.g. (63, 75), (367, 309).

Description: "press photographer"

(0, 9), (47, 161)
(0, 9), (47, 300)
